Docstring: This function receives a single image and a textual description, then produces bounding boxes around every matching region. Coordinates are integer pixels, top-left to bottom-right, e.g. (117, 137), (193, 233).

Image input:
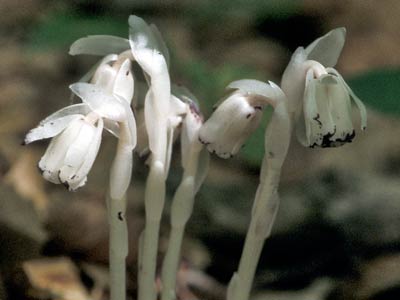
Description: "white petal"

(304, 73), (337, 147)
(63, 121), (96, 168)
(113, 59), (134, 104)
(170, 95), (188, 116)
(198, 92), (263, 158)
(70, 83), (126, 122)
(40, 103), (91, 125)
(325, 78), (355, 145)
(134, 107), (149, 157)
(281, 47), (308, 115)
(69, 35), (130, 56)
(128, 15), (169, 61)
(91, 63), (117, 92)
(109, 121), (133, 199)
(38, 119), (84, 184)
(181, 107), (202, 169)
(305, 27), (346, 68)
(25, 114), (82, 145)
(327, 68), (367, 130)
(79, 54), (118, 83)
(149, 24), (170, 68)
(227, 79), (282, 107)
(114, 95), (137, 149)
(144, 89), (167, 161)
(67, 118), (104, 190)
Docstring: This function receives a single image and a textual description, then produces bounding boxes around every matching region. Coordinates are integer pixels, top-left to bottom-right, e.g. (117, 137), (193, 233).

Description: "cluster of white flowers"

(199, 28), (367, 158)
(24, 16), (204, 199)
(23, 16), (367, 300)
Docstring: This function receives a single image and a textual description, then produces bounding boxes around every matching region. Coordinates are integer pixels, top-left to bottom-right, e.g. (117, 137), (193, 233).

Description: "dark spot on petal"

(118, 211), (124, 221)
(126, 70), (129, 76)
(246, 114), (251, 119)
(198, 136), (210, 145)
(254, 106), (262, 111)
(71, 175), (76, 180)
(313, 114), (322, 127)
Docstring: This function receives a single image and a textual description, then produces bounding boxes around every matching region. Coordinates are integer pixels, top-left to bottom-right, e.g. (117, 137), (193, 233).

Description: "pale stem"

(227, 165), (281, 300)
(161, 150), (200, 300)
(108, 194), (128, 300)
(138, 160), (166, 300)
(227, 99), (291, 300)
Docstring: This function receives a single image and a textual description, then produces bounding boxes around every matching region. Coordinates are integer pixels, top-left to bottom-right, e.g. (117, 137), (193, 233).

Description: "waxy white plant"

(161, 87), (209, 300)
(128, 16), (187, 300)
(25, 23), (140, 300)
(200, 80), (291, 300)
(281, 28), (367, 148)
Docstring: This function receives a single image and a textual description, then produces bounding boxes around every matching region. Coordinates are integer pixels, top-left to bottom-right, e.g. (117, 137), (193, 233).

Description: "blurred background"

(1, 0), (400, 299)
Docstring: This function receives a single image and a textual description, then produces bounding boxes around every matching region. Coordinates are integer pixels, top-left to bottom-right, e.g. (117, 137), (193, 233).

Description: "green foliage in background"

(348, 69), (400, 116)
(28, 12), (127, 50)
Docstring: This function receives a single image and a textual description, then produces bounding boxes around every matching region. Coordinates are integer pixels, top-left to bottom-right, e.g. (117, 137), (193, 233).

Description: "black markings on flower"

(126, 70), (130, 76)
(254, 106), (262, 111)
(310, 129), (355, 148)
(246, 113), (252, 119)
(313, 114), (322, 127)
(118, 211), (124, 221)
(198, 136), (210, 145)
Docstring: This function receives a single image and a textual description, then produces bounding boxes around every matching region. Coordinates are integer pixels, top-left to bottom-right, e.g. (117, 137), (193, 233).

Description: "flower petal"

(227, 79), (282, 107)
(69, 35), (130, 56)
(113, 59), (134, 104)
(40, 103), (91, 125)
(305, 27), (346, 68)
(199, 92), (263, 158)
(38, 119), (84, 184)
(70, 82), (126, 122)
(327, 68), (367, 130)
(109, 121), (133, 199)
(114, 94), (137, 149)
(128, 16), (168, 62)
(79, 54), (118, 83)
(24, 114), (82, 145)
(67, 118), (104, 190)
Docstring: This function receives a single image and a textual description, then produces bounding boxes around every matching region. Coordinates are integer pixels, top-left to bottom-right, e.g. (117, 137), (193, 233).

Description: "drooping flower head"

(25, 38), (137, 198)
(199, 79), (288, 159)
(128, 16), (186, 176)
(281, 28), (367, 148)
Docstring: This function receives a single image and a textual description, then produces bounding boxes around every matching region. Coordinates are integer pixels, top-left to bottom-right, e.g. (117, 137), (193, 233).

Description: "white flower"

(198, 80), (285, 159)
(128, 15), (186, 177)
(281, 27), (367, 148)
(24, 81), (136, 196)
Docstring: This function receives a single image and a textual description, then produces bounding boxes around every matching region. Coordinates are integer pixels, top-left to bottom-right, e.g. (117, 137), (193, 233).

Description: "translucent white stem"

(108, 194), (128, 300)
(227, 167), (280, 300)
(227, 99), (291, 300)
(138, 160), (166, 300)
(161, 165), (197, 300)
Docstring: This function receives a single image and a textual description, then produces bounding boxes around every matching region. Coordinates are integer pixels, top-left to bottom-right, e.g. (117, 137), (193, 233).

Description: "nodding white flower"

(24, 79), (136, 197)
(128, 15), (187, 177)
(199, 79), (286, 159)
(281, 27), (367, 148)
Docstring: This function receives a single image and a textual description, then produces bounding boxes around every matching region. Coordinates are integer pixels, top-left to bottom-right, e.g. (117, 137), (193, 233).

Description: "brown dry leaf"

(5, 149), (49, 216)
(23, 257), (89, 300)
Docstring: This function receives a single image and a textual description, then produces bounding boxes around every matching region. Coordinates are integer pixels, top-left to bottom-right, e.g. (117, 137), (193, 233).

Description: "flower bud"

(199, 91), (263, 159)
